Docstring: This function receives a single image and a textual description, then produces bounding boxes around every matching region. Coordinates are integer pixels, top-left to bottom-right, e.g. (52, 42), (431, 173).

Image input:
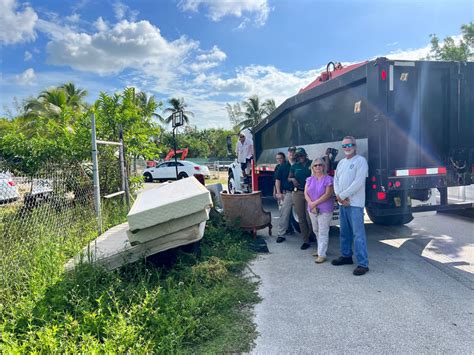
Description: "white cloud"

(190, 45), (227, 72)
(0, 0), (38, 44)
(66, 13), (80, 23)
(24, 51), (33, 61)
(94, 16), (108, 31)
(44, 20), (199, 80)
(203, 65), (320, 103)
(381, 44), (431, 61)
(196, 45), (227, 62)
(14, 68), (36, 85)
(113, 1), (139, 21)
(179, 0), (270, 26)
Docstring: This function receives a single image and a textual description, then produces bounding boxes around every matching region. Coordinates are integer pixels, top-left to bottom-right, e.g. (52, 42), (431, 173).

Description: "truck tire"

(144, 173), (153, 183)
(228, 171), (237, 194)
(366, 208), (413, 226)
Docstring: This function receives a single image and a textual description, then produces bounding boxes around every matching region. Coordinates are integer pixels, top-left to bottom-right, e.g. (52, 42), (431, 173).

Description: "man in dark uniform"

(274, 152), (294, 243)
(288, 147), (312, 249)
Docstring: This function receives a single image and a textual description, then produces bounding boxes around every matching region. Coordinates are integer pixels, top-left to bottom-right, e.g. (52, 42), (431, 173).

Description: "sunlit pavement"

(251, 201), (473, 354)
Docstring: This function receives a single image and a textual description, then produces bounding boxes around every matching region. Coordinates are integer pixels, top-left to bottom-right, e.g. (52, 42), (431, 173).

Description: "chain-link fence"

(206, 160), (233, 180)
(0, 160), (128, 313)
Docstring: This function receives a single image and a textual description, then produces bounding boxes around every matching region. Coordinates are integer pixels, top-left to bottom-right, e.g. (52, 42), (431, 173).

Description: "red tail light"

(194, 166), (200, 171)
(377, 192), (386, 200)
(371, 176), (376, 182)
(388, 181), (393, 187)
(394, 181), (401, 188)
(372, 184), (377, 190)
(381, 70), (387, 80)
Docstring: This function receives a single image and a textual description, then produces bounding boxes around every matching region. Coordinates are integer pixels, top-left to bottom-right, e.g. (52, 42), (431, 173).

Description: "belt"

(293, 188), (304, 192)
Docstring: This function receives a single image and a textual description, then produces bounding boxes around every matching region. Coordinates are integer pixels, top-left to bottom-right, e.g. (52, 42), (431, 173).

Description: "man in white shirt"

(236, 131), (253, 179)
(332, 136), (370, 276)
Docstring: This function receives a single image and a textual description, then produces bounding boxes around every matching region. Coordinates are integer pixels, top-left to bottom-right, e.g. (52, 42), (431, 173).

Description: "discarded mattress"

(65, 221), (206, 271)
(127, 177), (212, 232)
(127, 208), (210, 245)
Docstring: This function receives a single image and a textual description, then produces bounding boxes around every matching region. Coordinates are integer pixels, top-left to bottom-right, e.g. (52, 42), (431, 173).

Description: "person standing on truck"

(236, 130), (253, 181)
(289, 147), (312, 250)
(304, 158), (335, 263)
(332, 136), (370, 276)
(274, 152), (294, 243)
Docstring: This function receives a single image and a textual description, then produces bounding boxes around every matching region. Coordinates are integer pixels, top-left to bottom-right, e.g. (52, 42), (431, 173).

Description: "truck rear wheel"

(366, 208), (413, 226)
(228, 171), (237, 194)
(290, 207), (301, 233)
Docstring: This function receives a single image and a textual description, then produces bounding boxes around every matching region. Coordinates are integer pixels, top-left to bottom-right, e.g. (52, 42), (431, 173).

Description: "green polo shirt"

(289, 159), (312, 190)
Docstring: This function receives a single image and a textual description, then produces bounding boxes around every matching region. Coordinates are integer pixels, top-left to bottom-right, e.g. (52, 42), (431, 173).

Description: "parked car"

(143, 160), (211, 182)
(0, 172), (20, 204)
(30, 178), (53, 197)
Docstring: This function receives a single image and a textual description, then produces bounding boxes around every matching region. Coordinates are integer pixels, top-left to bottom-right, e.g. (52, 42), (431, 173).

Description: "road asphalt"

(250, 203), (474, 354)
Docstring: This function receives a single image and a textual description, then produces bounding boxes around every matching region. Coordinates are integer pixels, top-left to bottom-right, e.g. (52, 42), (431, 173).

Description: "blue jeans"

(339, 206), (369, 268)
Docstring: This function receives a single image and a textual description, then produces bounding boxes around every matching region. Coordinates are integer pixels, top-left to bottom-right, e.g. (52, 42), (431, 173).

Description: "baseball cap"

(295, 147), (307, 157)
(288, 146), (297, 152)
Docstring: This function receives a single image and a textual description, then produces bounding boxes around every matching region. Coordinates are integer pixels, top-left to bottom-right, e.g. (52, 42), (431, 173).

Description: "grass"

(0, 198), (260, 352)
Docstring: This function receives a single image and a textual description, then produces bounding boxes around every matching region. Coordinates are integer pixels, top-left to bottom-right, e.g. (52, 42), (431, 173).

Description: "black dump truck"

(251, 58), (474, 225)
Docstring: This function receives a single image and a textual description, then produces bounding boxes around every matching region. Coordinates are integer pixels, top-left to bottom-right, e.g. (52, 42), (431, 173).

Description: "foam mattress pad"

(127, 177), (212, 231)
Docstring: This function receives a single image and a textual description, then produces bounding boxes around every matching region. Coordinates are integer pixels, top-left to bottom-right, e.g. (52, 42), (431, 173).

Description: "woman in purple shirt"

(304, 158), (335, 263)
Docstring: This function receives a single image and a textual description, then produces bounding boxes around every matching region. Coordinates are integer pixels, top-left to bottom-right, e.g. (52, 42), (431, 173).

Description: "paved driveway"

(251, 204), (474, 354)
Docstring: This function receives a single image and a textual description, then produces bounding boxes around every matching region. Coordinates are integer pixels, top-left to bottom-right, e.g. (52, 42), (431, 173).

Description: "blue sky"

(1, 0), (473, 128)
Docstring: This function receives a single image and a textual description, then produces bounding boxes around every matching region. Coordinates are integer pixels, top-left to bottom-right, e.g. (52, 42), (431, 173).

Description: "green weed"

(1, 203), (260, 353)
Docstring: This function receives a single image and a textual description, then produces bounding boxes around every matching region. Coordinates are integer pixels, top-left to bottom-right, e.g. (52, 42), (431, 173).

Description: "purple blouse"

(306, 175), (335, 213)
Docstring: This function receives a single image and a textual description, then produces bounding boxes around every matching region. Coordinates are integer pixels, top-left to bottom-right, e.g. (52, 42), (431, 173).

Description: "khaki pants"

(292, 191), (312, 243)
(308, 212), (332, 257)
(277, 191), (293, 237)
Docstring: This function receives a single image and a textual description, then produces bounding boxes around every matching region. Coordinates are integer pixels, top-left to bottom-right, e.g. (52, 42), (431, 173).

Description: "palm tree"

(262, 98), (276, 116)
(60, 82), (88, 110)
(162, 97), (194, 125)
(240, 95), (266, 130)
(136, 91), (162, 121)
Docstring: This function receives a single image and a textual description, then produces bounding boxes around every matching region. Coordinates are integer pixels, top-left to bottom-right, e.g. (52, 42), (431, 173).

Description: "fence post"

(91, 114), (102, 235)
(119, 126), (130, 209)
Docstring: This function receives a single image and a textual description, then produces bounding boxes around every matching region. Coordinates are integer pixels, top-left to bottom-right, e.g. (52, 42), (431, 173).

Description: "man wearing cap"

(332, 136), (370, 276)
(274, 148), (296, 243)
(288, 147), (313, 249)
(287, 146), (297, 166)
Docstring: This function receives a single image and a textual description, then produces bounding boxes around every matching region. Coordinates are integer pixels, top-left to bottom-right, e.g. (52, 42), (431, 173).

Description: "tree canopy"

(226, 95), (276, 131)
(429, 22), (473, 61)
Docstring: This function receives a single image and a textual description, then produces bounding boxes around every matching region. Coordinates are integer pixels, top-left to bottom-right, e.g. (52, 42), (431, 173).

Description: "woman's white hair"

(310, 157), (327, 175)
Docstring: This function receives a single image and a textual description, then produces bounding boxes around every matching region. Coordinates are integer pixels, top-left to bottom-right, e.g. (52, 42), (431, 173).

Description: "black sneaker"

(353, 266), (369, 276)
(276, 236), (286, 243)
(331, 256), (354, 266)
(300, 243), (310, 250)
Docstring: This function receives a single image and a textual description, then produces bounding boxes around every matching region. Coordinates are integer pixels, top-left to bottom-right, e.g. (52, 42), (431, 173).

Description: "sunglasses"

(312, 164), (324, 167)
(342, 143), (355, 148)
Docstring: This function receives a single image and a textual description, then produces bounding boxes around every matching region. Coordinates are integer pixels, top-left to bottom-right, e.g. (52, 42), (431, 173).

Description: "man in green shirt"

(289, 148), (312, 249)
